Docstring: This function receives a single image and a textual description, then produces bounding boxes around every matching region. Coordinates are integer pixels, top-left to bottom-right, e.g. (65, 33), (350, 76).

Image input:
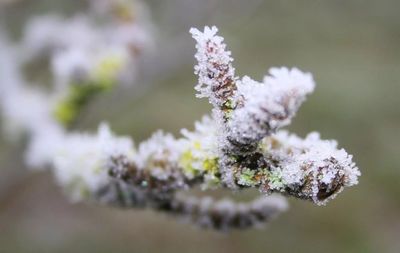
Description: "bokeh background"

(0, 0), (399, 252)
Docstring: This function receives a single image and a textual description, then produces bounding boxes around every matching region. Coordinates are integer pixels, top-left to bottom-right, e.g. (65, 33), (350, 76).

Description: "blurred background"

(0, 0), (399, 252)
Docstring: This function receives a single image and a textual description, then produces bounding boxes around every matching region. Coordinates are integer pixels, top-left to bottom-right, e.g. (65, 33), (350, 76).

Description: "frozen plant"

(0, 25), (360, 231)
(20, 0), (152, 125)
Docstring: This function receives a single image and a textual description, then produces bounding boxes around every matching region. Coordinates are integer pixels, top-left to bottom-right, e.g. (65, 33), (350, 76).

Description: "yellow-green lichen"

(238, 168), (257, 186)
(93, 55), (125, 88)
(179, 150), (199, 178)
(202, 157), (218, 174)
(179, 148), (219, 182)
(223, 98), (235, 109)
(112, 1), (136, 21)
(267, 169), (285, 190)
(54, 80), (115, 126)
(222, 99), (236, 120)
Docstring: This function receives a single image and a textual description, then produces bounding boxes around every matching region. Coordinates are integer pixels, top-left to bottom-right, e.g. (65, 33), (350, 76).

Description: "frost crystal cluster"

(0, 23), (360, 231)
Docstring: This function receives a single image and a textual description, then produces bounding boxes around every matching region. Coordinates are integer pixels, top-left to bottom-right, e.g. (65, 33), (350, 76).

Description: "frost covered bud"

(108, 131), (196, 199)
(230, 131), (361, 205)
(228, 68), (315, 152)
(190, 26), (238, 112)
(51, 124), (135, 202)
(264, 131), (360, 205)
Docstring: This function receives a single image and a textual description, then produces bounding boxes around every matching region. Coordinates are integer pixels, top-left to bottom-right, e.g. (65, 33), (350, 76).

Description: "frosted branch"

(0, 24), (360, 231)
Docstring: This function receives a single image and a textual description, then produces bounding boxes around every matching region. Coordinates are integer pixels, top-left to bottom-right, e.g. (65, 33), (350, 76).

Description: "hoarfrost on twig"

(0, 24), (360, 231)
